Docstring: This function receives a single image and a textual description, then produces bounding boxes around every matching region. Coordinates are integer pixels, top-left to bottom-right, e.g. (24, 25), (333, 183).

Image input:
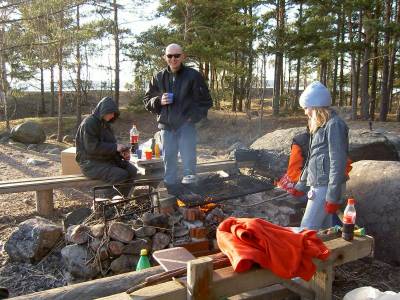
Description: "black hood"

(92, 97), (120, 122)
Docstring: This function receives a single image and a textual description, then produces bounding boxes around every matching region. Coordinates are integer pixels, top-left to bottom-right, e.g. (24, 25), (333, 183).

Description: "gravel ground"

(1, 113), (400, 298)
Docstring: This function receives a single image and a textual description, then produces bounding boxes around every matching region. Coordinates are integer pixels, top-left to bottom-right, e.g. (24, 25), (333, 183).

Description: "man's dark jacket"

(75, 97), (120, 164)
(143, 65), (213, 130)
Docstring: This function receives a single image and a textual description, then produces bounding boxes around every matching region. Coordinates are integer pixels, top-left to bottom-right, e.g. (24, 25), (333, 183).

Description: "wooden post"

(35, 189), (54, 217)
(309, 265), (333, 300)
(187, 256), (213, 300)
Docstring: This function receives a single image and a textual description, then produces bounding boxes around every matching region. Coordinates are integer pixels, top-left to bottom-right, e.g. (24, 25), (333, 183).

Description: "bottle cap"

(348, 198), (355, 205)
(140, 249), (148, 256)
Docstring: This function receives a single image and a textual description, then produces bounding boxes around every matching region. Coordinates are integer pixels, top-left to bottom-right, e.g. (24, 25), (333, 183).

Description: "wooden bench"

(97, 235), (374, 300)
(0, 160), (253, 217)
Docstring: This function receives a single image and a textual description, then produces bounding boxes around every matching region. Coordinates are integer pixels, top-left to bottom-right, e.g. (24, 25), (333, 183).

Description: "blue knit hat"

(299, 81), (331, 108)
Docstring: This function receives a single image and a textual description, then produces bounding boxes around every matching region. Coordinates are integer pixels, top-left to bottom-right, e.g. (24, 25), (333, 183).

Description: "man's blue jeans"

(160, 122), (197, 185)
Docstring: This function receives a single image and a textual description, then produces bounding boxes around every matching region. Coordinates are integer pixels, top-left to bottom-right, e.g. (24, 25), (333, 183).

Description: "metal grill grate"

(177, 174), (275, 207)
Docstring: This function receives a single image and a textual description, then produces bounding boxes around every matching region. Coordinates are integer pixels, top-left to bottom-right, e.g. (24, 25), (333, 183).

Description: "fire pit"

(176, 174), (275, 207)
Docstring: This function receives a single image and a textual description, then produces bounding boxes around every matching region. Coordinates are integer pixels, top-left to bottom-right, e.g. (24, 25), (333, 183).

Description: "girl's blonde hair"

(308, 107), (331, 133)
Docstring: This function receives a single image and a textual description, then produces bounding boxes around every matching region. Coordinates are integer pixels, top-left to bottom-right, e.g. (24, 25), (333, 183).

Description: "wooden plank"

(315, 235), (374, 268)
(0, 159), (250, 194)
(11, 266), (164, 300)
(187, 257), (213, 300)
(36, 189), (54, 217)
(309, 265), (333, 300)
(228, 284), (297, 300)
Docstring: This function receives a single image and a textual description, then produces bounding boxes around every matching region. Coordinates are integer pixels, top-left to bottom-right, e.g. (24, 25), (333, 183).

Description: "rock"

(27, 144), (38, 151)
(123, 239), (152, 255)
(142, 212), (169, 228)
(173, 226), (189, 238)
(4, 217), (63, 263)
(89, 238), (101, 251)
(66, 224), (90, 245)
(228, 141), (247, 152)
(251, 127), (306, 179)
(90, 224), (105, 238)
(108, 222), (134, 243)
(8, 141), (26, 148)
(135, 226), (156, 238)
(0, 136), (9, 144)
(10, 121), (46, 144)
(63, 135), (74, 143)
(47, 148), (61, 155)
(349, 129), (399, 162)
(63, 207), (92, 230)
(110, 255), (139, 274)
(346, 160), (400, 265)
(108, 241), (124, 257)
(61, 244), (100, 279)
(152, 232), (170, 251)
(26, 158), (47, 166)
(89, 239), (109, 261)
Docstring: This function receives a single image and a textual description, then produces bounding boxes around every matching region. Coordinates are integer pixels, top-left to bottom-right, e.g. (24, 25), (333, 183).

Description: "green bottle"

(136, 249), (151, 271)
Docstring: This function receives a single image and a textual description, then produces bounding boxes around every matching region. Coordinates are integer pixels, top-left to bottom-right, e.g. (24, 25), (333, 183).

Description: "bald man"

(144, 43), (212, 194)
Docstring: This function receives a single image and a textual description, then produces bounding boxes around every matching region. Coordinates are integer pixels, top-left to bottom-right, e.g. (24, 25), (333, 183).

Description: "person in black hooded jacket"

(75, 97), (137, 195)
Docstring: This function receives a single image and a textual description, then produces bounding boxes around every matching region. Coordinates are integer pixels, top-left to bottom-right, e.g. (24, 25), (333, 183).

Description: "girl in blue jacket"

(295, 81), (349, 230)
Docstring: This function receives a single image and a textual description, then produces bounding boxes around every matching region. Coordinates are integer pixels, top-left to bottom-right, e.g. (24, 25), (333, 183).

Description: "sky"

(24, 0), (168, 91)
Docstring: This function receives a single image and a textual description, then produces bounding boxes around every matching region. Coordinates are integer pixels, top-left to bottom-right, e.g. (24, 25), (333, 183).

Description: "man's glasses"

(166, 54), (182, 59)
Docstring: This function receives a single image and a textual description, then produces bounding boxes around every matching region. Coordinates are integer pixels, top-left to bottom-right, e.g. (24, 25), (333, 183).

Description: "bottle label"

(130, 135), (139, 143)
(343, 214), (356, 224)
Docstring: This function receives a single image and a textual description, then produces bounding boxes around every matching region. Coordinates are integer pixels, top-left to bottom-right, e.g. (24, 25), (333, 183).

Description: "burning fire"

(176, 198), (218, 213)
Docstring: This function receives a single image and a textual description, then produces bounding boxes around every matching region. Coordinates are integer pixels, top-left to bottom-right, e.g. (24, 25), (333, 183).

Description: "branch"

(0, 40), (59, 52)
(0, 0), (89, 24)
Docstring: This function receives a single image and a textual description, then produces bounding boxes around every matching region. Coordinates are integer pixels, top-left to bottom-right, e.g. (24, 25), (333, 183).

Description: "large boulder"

(349, 129), (399, 162)
(4, 217), (63, 263)
(10, 121), (46, 144)
(250, 127), (308, 179)
(346, 160), (400, 265)
(250, 127), (399, 179)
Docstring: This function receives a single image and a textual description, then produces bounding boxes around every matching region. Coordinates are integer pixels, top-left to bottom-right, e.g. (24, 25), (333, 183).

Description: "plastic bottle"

(136, 249), (151, 271)
(342, 198), (356, 241)
(130, 124), (139, 154)
(154, 143), (160, 158)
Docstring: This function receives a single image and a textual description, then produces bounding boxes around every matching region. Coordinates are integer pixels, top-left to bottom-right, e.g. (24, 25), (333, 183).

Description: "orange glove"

(290, 189), (305, 197)
(325, 201), (340, 214)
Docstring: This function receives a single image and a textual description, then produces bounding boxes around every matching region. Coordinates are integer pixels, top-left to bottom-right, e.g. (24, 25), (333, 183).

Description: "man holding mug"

(144, 43), (212, 194)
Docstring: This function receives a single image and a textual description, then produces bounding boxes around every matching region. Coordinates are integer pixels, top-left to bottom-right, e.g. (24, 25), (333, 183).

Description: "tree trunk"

(259, 53), (266, 132)
(370, 33), (379, 121)
(245, 5), (254, 112)
(184, 0), (192, 41)
(273, 0), (285, 116)
(50, 65), (55, 117)
(113, 0), (120, 108)
(75, 4), (82, 130)
(349, 12), (357, 120)
(40, 66), (45, 114)
(388, 0), (399, 113)
(293, 2), (303, 111)
(232, 52), (238, 112)
(339, 16), (345, 107)
(360, 10), (371, 120)
(332, 9), (342, 106)
(379, 0), (392, 121)
(0, 24), (9, 130)
(319, 60), (327, 85)
(57, 12), (64, 143)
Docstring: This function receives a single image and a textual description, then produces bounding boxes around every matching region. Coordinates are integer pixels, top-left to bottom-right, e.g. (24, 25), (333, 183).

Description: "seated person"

(75, 96), (137, 197)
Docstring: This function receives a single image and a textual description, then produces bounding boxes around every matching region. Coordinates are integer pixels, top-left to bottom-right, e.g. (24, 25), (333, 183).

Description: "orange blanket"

(216, 217), (330, 281)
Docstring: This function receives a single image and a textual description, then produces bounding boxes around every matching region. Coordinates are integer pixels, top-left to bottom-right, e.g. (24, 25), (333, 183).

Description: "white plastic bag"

(344, 287), (400, 300)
